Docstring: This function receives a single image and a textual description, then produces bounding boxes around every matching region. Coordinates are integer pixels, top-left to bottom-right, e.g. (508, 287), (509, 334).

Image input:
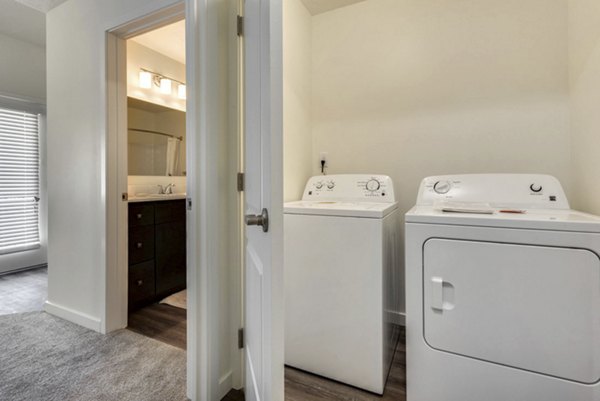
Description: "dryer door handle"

(431, 277), (455, 312)
(431, 277), (444, 311)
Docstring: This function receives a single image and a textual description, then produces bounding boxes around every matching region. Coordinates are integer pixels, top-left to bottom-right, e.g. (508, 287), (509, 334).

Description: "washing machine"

(285, 174), (400, 394)
(405, 174), (600, 401)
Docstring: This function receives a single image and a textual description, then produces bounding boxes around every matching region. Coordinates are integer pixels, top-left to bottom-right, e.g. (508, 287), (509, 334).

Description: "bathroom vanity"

(128, 198), (186, 311)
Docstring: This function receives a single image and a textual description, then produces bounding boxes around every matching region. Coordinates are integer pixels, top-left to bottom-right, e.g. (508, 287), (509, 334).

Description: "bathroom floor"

(0, 266), (47, 315)
(127, 303), (187, 350)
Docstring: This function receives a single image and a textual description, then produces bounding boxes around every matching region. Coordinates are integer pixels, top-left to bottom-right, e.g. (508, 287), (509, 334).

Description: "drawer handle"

(137, 280), (143, 286)
(137, 213), (143, 219)
(136, 242), (143, 249)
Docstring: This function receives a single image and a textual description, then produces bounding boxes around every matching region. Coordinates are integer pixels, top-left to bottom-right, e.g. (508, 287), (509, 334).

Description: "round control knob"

(366, 179), (381, 192)
(433, 180), (451, 194)
(530, 183), (542, 193)
(314, 181), (323, 189)
(327, 181), (335, 189)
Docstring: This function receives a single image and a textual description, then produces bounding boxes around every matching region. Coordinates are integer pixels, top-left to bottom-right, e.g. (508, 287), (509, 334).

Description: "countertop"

(128, 194), (187, 203)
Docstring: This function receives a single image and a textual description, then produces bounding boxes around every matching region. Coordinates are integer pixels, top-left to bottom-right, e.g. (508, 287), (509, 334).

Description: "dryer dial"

(433, 180), (452, 194)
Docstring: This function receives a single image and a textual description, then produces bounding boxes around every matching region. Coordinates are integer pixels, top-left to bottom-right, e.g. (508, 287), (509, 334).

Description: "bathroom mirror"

(127, 97), (186, 176)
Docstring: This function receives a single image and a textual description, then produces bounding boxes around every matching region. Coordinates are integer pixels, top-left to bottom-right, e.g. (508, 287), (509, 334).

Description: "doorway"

(123, 20), (188, 350)
(105, 1), (244, 399)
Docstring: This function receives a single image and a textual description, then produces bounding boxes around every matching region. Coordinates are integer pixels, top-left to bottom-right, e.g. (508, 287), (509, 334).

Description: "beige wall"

(569, 0), (600, 214)
(283, 0), (313, 201)
(311, 0), (571, 215)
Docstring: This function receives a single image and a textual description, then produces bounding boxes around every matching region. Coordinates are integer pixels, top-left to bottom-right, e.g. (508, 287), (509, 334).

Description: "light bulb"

(139, 70), (152, 89)
(159, 78), (172, 94)
(178, 84), (186, 100)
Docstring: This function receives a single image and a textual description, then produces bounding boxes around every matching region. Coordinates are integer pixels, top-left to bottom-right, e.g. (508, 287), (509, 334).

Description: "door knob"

(245, 208), (269, 233)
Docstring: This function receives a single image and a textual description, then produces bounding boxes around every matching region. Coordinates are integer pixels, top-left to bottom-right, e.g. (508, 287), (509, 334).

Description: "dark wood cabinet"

(128, 200), (186, 311)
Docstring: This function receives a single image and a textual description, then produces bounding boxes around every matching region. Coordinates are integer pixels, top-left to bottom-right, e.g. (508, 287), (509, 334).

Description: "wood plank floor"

(129, 304), (406, 401)
(0, 266), (47, 315)
(285, 330), (406, 401)
(127, 303), (187, 350)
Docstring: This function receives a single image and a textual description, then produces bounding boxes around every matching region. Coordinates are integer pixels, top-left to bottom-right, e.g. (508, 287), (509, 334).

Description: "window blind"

(0, 106), (40, 255)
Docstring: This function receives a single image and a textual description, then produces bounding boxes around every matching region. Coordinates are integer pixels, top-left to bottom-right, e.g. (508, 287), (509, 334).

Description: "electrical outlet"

(320, 152), (328, 167)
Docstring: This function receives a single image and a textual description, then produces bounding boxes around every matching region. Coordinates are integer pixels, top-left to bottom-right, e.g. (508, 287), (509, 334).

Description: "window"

(0, 106), (41, 255)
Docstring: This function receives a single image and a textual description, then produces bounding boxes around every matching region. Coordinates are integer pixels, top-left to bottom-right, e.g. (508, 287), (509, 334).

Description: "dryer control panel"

(416, 174), (569, 209)
(302, 174), (396, 202)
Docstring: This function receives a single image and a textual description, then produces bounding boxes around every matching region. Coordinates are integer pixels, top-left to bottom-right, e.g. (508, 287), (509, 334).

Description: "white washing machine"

(285, 174), (400, 394)
(405, 174), (600, 401)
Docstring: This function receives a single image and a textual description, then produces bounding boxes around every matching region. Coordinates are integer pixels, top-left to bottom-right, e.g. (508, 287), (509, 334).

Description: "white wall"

(0, 29), (47, 274)
(0, 32), (46, 102)
(127, 40), (186, 112)
(569, 0), (600, 214)
(311, 0), (571, 218)
(283, 0), (313, 201)
(46, 0), (239, 398)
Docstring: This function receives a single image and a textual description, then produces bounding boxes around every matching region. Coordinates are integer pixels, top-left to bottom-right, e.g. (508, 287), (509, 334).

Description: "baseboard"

(0, 263), (47, 276)
(218, 370), (233, 400)
(387, 310), (406, 326)
(44, 301), (102, 332)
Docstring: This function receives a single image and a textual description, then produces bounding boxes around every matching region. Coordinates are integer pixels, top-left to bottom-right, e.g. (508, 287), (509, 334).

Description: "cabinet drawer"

(155, 200), (186, 224)
(128, 260), (155, 310)
(129, 203), (154, 227)
(129, 226), (155, 265)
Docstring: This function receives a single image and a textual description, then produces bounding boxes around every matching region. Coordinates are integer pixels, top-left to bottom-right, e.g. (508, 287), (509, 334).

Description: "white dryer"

(405, 174), (600, 401)
(285, 174), (400, 394)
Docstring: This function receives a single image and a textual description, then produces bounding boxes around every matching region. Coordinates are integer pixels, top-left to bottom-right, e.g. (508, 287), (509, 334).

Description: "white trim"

(387, 310), (406, 326)
(44, 301), (102, 332)
(218, 370), (234, 400)
(0, 91), (45, 114)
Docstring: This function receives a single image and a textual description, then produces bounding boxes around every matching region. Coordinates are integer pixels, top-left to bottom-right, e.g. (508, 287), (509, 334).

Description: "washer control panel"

(416, 174), (569, 209)
(302, 174), (395, 202)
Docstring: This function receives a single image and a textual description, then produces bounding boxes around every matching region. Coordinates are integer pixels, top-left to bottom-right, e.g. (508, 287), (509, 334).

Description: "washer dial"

(530, 183), (542, 193)
(314, 181), (323, 189)
(433, 180), (452, 194)
(366, 179), (381, 192)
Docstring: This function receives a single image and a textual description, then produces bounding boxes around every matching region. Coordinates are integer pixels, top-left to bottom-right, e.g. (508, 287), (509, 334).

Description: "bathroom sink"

(129, 193), (187, 202)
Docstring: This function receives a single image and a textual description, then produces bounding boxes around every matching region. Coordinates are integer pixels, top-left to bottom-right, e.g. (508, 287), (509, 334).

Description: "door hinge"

(187, 198), (192, 211)
(122, 192), (128, 201)
(237, 172), (245, 192)
(238, 328), (244, 349)
(237, 15), (243, 36)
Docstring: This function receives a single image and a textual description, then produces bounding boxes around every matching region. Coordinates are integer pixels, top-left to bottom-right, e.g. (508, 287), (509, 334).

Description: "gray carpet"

(0, 312), (187, 401)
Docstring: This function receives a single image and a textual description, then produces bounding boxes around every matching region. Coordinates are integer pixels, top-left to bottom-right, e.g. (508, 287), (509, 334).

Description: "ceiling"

(301, 0), (366, 16)
(131, 20), (186, 65)
(14, 0), (68, 13)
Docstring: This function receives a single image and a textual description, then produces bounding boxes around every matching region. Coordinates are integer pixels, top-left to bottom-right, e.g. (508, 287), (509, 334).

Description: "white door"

(243, 0), (284, 400)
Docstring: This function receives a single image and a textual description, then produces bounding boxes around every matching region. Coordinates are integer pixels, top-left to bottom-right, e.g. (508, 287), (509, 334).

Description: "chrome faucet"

(157, 184), (175, 195)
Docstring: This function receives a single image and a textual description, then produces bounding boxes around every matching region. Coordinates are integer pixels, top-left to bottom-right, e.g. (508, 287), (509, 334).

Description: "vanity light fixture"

(139, 70), (152, 89)
(178, 84), (186, 100)
(159, 78), (172, 94)
(138, 68), (186, 99)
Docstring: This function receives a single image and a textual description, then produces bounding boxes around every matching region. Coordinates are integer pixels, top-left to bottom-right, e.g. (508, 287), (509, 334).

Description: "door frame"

(104, 1), (222, 399)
